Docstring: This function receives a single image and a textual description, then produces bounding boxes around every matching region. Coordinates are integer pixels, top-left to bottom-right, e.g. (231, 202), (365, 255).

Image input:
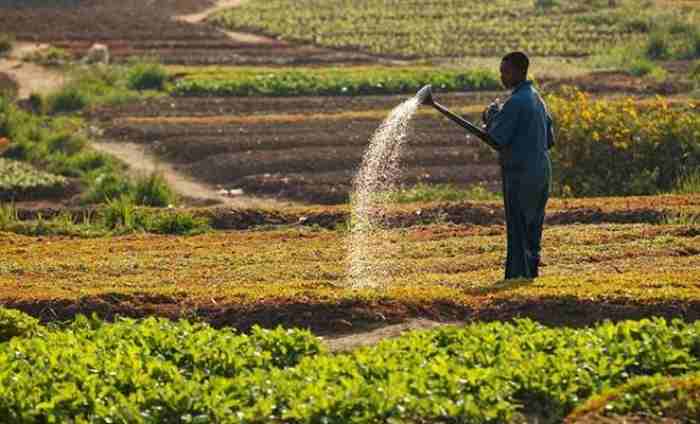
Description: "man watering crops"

(484, 52), (554, 279)
(419, 51), (554, 279)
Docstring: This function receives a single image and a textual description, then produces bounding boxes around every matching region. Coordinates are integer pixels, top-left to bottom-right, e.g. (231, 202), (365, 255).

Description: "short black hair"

(502, 51), (529, 76)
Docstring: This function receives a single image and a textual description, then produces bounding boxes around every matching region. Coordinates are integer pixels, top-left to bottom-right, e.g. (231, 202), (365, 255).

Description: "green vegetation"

(0, 33), (13, 57)
(388, 182), (500, 203)
(1, 310), (699, 423)
(21, 46), (71, 66)
(0, 73), (17, 100)
(45, 62), (164, 114)
(0, 307), (41, 343)
(0, 96), (177, 206)
(171, 66), (499, 97)
(132, 172), (177, 207)
(0, 158), (68, 201)
(546, 89), (700, 197)
(211, 0), (684, 58)
(588, 6), (700, 77)
(126, 61), (168, 90)
(674, 170), (700, 194)
(568, 373), (700, 422)
(0, 200), (210, 237)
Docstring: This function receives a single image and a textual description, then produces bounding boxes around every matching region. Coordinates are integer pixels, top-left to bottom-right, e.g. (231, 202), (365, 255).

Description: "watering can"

(416, 85), (500, 151)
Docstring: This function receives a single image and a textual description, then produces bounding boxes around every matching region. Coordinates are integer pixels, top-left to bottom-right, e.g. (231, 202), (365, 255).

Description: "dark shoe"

(530, 258), (540, 278)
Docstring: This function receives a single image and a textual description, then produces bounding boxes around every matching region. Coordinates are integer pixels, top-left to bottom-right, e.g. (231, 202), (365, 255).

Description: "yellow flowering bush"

(547, 88), (700, 196)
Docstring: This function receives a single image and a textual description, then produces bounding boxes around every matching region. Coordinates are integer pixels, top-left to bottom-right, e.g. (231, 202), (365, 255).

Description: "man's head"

(500, 51), (529, 89)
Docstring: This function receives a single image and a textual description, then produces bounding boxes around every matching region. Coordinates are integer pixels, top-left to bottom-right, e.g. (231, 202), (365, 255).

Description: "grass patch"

(0, 201), (211, 237)
(132, 172), (177, 207)
(388, 183), (500, 203)
(126, 61), (167, 90)
(171, 66), (500, 97)
(674, 169), (700, 194)
(0, 33), (13, 57)
(21, 45), (71, 66)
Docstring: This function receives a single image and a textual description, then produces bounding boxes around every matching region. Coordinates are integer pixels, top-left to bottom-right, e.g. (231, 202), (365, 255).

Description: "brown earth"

(5, 290), (700, 339)
(12, 194), (700, 230)
(92, 93), (501, 204)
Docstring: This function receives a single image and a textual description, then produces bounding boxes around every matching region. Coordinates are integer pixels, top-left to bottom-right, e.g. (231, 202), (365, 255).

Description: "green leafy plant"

(0, 307), (41, 342)
(46, 86), (88, 113)
(132, 172), (176, 207)
(0, 33), (13, 57)
(126, 60), (168, 90)
(172, 66), (500, 97)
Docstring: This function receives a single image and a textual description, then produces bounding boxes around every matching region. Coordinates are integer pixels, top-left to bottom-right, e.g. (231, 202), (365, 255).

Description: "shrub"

(22, 46), (71, 66)
(534, 0), (559, 9)
(126, 61), (167, 90)
(0, 307), (41, 342)
(645, 31), (671, 60)
(674, 169), (700, 194)
(82, 172), (133, 204)
(0, 33), (13, 56)
(0, 72), (17, 100)
(102, 194), (138, 230)
(146, 211), (210, 235)
(46, 132), (87, 156)
(46, 86), (88, 113)
(547, 88), (700, 197)
(132, 172), (176, 207)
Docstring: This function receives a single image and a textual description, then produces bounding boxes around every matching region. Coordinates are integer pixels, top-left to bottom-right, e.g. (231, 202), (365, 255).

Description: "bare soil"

(93, 93), (501, 204)
(0, 43), (65, 98)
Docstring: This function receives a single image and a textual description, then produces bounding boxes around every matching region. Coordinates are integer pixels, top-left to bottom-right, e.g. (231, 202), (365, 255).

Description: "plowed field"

(93, 93), (501, 203)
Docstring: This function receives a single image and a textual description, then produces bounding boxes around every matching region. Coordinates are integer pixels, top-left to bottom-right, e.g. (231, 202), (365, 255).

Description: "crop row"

(1, 221), (699, 328)
(0, 158), (68, 201)
(170, 66), (500, 97)
(1, 308), (699, 422)
(211, 0), (665, 58)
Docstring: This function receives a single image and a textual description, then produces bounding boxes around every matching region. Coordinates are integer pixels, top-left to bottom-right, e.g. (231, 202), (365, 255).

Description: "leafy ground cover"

(0, 158), (69, 201)
(567, 372), (700, 422)
(211, 0), (697, 58)
(170, 66), (500, 96)
(1, 310), (699, 423)
(1, 214), (698, 330)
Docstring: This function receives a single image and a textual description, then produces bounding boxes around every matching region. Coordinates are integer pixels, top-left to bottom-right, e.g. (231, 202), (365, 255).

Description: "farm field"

(2, 201), (700, 331)
(0, 0), (377, 66)
(212, 0), (699, 58)
(1, 0), (700, 421)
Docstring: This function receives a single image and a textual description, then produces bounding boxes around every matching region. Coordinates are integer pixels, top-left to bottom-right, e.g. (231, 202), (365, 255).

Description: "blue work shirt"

(488, 80), (554, 174)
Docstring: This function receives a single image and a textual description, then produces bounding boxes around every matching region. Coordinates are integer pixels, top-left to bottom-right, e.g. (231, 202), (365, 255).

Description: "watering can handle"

(417, 84), (500, 151)
(431, 101), (501, 151)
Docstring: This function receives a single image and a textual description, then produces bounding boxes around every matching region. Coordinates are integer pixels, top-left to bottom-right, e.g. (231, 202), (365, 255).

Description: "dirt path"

(173, 0), (279, 45)
(323, 319), (459, 352)
(0, 43), (64, 99)
(92, 141), (295, 208)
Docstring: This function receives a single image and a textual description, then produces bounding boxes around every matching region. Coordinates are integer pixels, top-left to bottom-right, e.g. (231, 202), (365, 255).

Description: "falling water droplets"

(347, 95), (421, 288)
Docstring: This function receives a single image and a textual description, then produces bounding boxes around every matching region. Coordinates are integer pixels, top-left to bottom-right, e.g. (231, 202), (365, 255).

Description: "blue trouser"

(501, 158), (551, 280)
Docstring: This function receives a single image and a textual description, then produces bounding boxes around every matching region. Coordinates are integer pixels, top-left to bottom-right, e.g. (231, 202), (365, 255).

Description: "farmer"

(482, 51), (554, 279)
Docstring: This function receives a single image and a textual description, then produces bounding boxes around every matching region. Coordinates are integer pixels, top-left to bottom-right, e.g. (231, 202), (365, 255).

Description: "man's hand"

(482, 99), (501, 129)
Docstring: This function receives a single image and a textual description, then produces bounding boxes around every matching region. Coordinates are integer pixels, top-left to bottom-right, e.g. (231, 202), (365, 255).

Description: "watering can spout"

(416, 84), (433, 105)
